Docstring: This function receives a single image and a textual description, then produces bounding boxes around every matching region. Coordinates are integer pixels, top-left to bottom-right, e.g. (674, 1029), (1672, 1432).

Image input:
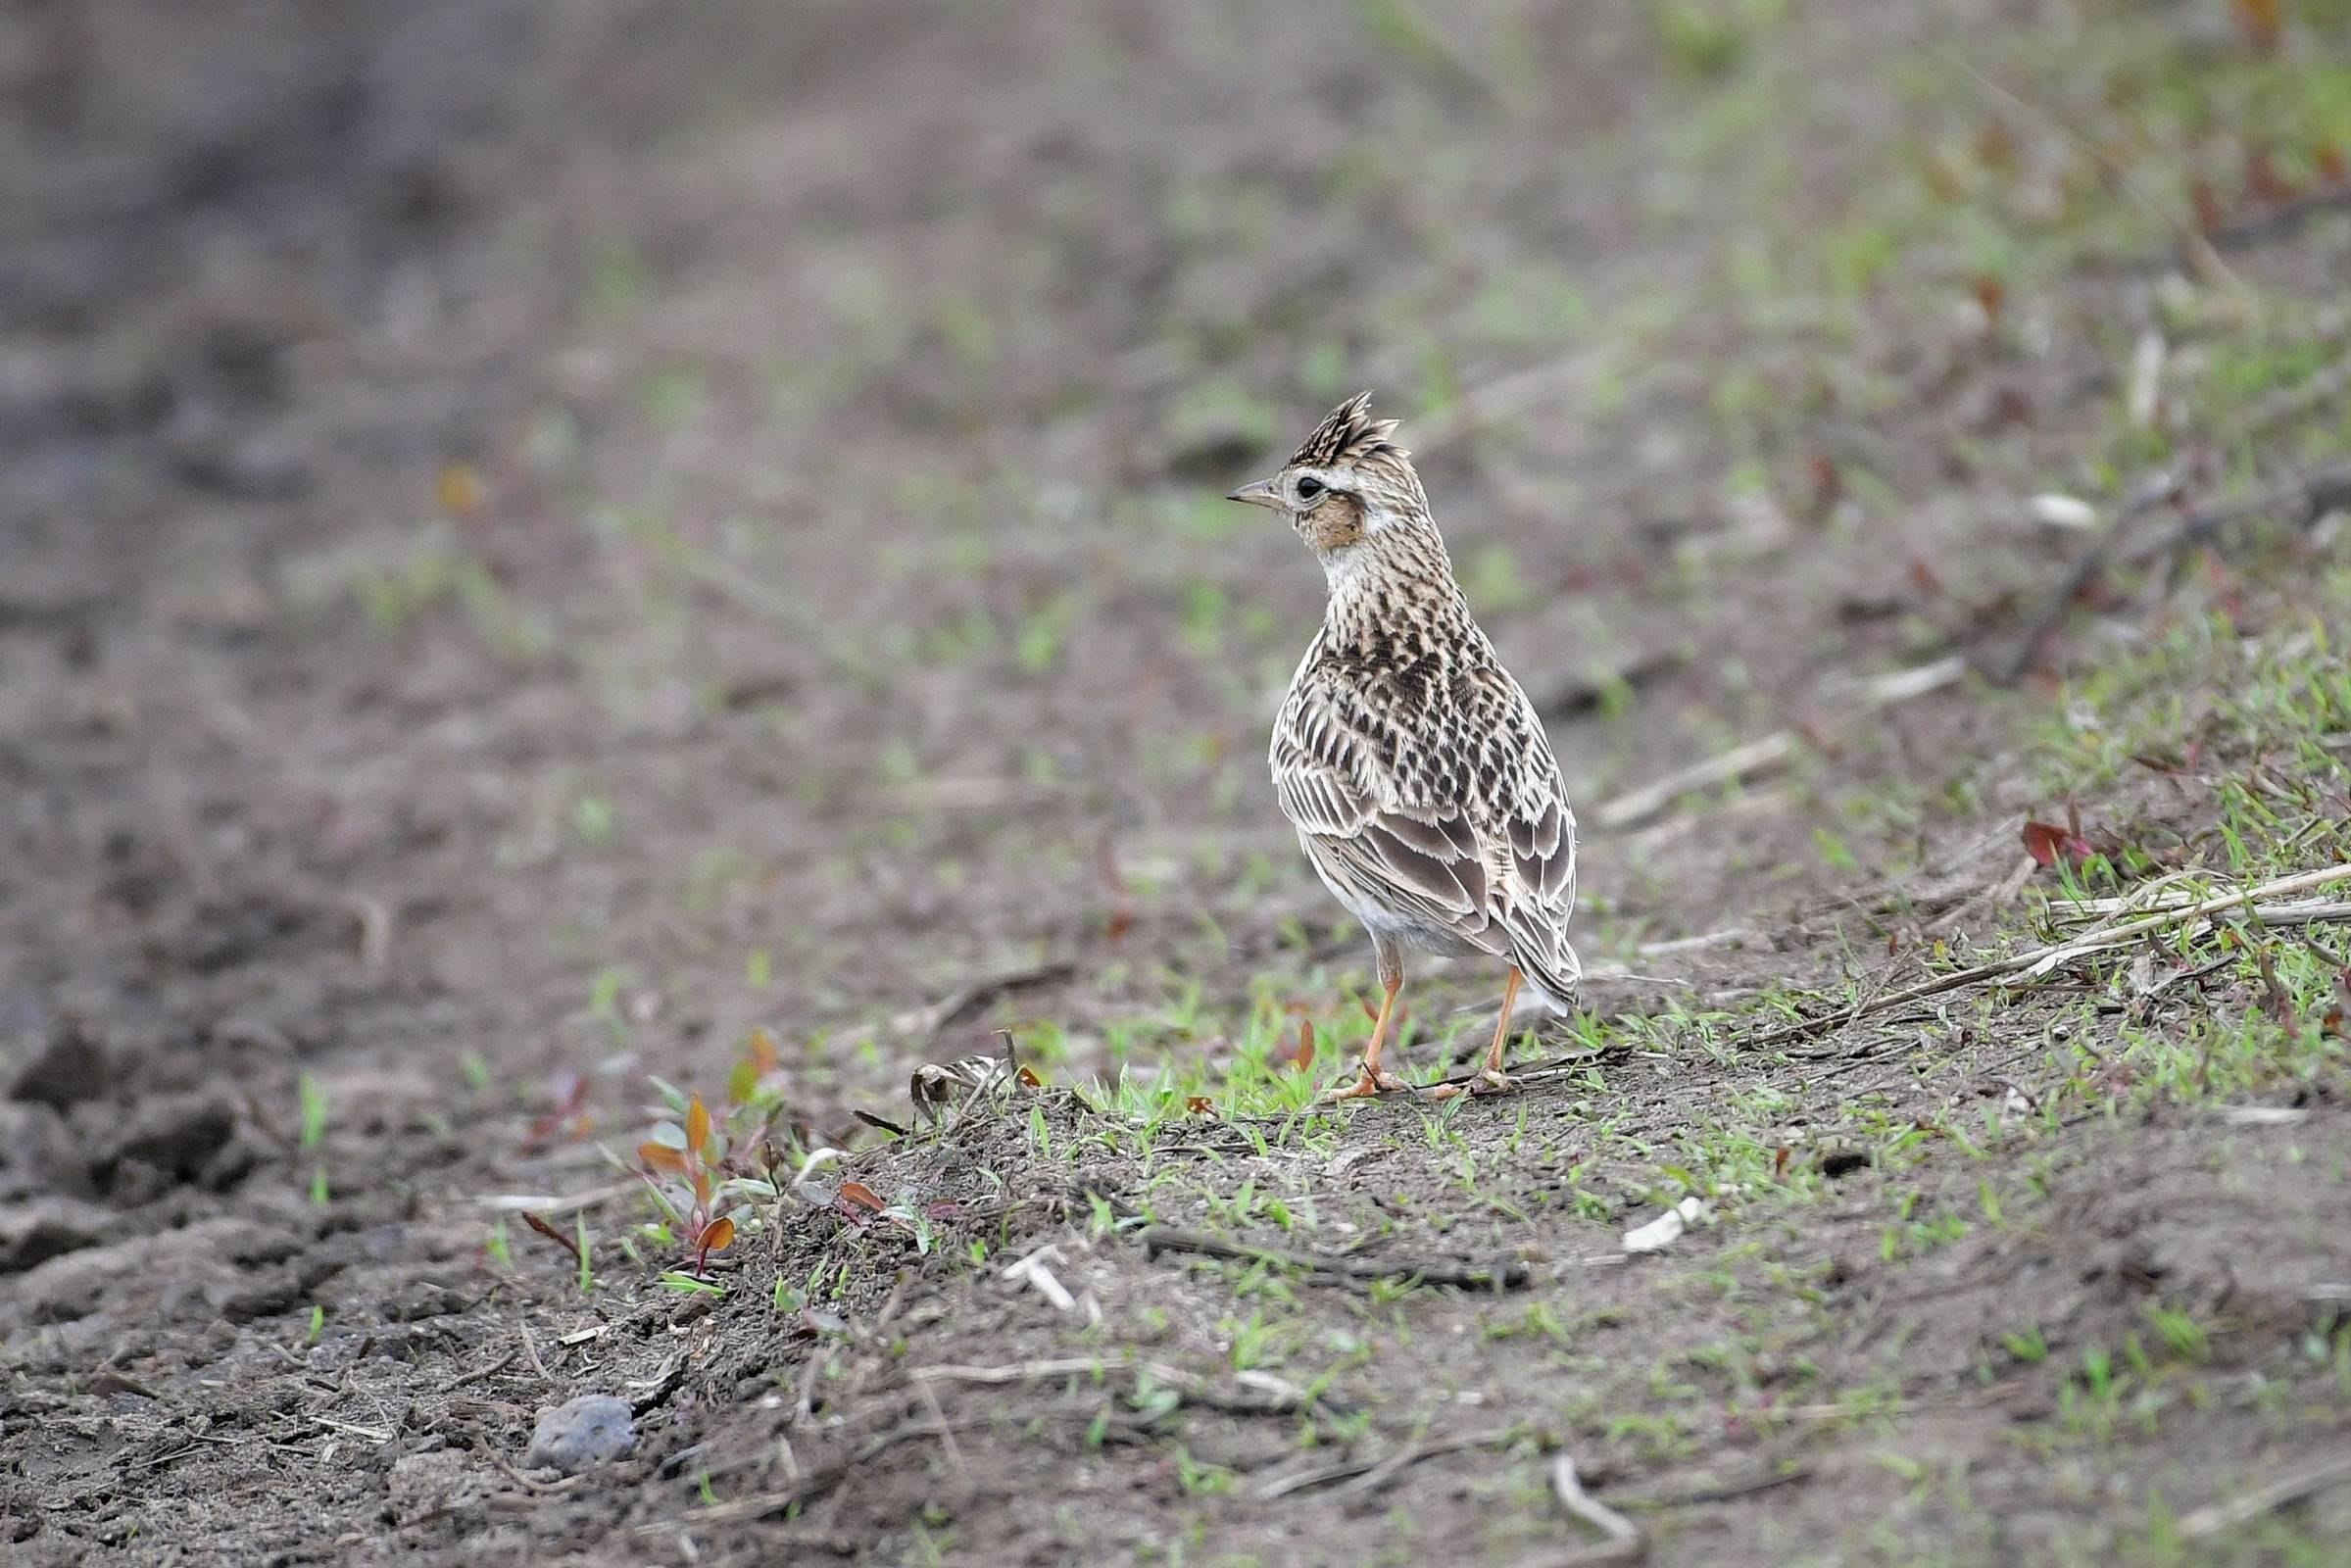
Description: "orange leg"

(1482, 965), (1524, 1086)
(1326, 954), (1407, 1101)
(1431, 965), (1524, 1101)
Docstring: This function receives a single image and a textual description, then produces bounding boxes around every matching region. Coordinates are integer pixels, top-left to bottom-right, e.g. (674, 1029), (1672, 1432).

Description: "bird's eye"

(1295, 477), (1324, 502)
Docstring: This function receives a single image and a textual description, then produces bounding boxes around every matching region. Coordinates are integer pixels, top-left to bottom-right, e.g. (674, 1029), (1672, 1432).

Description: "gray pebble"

(523, 1395), (636, 1474)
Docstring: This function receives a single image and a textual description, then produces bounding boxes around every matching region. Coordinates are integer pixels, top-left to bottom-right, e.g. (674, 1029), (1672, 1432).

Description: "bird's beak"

(1225, 477), (1281, 510)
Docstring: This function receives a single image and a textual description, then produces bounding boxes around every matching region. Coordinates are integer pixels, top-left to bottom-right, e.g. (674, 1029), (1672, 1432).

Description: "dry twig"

(1550, 1452), (1644, 1564)
(913, 1380), (969, 1488)
(2179, 1451), (2351, 1540)
(1255, 1429), (1505, 1500)
(908, 1354), (1316, 1417)
(1750, 863), (2351, 1051)
(1141, 1224), (1527, 1292)
(899, 959), (1075, 1043)
(434, 1348), (519, 1395)
(2208, 185), (2351, 252)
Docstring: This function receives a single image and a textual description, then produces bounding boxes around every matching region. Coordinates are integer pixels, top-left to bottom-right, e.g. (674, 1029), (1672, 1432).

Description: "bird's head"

(1225, 392), (1432, 569)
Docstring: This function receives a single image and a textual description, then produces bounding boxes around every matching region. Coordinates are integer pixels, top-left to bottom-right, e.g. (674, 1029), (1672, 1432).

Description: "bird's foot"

(1425, 1068), (1518, 1102)
(1322, 1063), (1409, 1102)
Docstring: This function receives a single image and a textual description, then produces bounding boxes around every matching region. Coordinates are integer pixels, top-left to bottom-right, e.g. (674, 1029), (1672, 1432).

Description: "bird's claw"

(1322, 1063), (1409, 1102)
(1425, 1068), (1518, 1102)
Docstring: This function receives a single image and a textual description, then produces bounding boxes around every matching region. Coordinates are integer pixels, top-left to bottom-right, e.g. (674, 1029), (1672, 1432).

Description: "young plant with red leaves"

(637, 1093), (740, 1278)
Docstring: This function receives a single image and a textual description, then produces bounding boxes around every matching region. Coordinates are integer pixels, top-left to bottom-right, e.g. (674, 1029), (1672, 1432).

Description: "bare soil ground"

(5, 2), (2350, 1564)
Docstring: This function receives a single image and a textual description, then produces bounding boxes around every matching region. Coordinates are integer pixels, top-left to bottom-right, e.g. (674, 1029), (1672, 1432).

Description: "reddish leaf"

(747, 1028), (783, 1074)
(838, 1180), (885, 1212)
(1184, 1096), (1216, 1116)
(1806, 454), (1842, 513)
(1971, 274), (2005, 325)
(2230, 0), (2283, 51)
(1279, 1018), (1316, 1073)
(1772, 1147), (1790, 1180)
(2190, 177), (2227, 235)
(638, 1141), (689, 1173)
(2022, 819), (2093, 868)
(518, 1210), (582, 1263)
(2319, 143), (2348, 188)
(1985, 385), (2035, 429)
(697, 1216), (736, 1253)
(1016, 1064), (1044, 1088)
(685, 1094), (712, 1158)
(2245, 146), (2300, 206)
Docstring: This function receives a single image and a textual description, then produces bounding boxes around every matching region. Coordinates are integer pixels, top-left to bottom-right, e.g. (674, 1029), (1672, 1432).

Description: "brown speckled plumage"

(1231, 393), (1578, 1098)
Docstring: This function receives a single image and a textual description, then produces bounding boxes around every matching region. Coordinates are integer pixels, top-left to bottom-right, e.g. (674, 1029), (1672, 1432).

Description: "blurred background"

(7, 0), (2348, 1118)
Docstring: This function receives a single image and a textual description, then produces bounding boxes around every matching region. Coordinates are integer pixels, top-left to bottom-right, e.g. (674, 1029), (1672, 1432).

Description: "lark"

(1230, 393), (1579, 1101)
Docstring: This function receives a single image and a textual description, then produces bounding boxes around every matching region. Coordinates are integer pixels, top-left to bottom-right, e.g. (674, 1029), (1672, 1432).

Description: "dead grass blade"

(1749, 862), (2351, 1051)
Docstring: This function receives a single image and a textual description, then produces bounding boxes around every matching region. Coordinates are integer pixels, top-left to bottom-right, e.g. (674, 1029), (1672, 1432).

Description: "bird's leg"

(1479, 965), (1525, 1091)
(1430, 965), (1523, 1100)
(1326, 949), (1407, 1101)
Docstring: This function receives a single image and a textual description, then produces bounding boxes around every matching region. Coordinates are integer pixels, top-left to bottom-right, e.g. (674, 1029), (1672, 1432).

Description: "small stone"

(523, 1395), (635, 1475)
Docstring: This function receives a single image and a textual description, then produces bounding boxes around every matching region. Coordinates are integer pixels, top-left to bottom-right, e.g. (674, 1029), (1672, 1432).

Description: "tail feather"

(1512, 936), (1582, 1016)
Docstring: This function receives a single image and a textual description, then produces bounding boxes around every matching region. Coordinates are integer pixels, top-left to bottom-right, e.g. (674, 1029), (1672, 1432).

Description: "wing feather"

(1272, 627), (1578, 999)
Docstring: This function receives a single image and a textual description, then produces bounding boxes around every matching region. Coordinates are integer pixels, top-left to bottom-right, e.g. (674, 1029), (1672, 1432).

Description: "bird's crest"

(1290, 392), (1405, 469)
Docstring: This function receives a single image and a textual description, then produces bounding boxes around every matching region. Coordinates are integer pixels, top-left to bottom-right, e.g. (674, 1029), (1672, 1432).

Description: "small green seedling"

(297, 1074), (328, 1149)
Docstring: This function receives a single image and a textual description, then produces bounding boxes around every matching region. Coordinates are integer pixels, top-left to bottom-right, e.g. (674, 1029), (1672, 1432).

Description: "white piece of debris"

(2029, 494), (2099, 530)
(1001, 1244), (1079, 1312)
(2217, 1105), (2309, 1126)
(2127, 330), (2167, 427)
(1623, 1197), (1711, 1254)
